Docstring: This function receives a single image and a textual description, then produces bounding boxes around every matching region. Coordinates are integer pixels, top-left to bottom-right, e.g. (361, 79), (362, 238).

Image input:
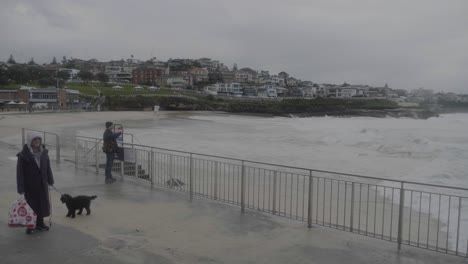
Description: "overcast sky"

(1, 0), (467, 93)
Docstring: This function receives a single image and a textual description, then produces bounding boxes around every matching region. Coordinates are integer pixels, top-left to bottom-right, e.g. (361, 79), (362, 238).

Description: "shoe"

(110, 177), (117, 182)
(36, 223), (50, 231)
(26, 228), (35, 235)
(105, 178), (114, 184)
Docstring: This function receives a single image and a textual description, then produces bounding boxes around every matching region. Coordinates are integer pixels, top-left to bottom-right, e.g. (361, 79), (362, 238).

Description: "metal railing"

(73, 135), (468, 257)
(22, 128), (61, 163)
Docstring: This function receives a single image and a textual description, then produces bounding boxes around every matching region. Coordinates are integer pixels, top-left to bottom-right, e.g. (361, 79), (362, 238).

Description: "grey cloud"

(0, 0), (467, 92)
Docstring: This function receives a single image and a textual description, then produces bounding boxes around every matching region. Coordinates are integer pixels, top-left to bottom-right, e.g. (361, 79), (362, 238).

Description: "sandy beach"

(1, 111), (467, 258)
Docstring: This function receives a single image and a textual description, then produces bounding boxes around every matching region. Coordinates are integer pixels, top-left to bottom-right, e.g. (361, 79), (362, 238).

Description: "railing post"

(56, 134), (60, 163)
(134, 149), (138, 178)
(149, 150), (154, 187)
(74, 137), (78, 169)
(272, 171), (278, 214)
(397, 182), (405, 250)
(95, 139), (99, 173)
(307, 170), (313, 228)
(214, 162), (218, 200)
(189, 154), (193, 201)
(466, 239), (468, 258)
(169, 155), (174, 187)
(350, 182), (355, 232)
(21, 128), (25, 146)
(120, 159), (124, 180)
(456, 197), (462, 255)
(241, 160), (245, 213)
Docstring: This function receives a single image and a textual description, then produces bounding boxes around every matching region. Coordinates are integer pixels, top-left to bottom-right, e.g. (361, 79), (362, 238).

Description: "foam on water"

(182, 113), (468, 250)
(79, 112), (468, 250)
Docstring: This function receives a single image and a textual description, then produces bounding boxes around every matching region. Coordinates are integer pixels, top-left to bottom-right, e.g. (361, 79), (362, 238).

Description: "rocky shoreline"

(282, 108), (439, 119)
(105, 95), (441, 119)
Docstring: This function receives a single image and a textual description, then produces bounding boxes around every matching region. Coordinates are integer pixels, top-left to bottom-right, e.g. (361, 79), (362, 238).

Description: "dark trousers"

(105, 153), (115, 178)
(37, 217), (44, 226)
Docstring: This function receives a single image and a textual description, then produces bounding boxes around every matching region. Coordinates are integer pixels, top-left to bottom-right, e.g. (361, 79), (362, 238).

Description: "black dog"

(60, 194), (97, 218)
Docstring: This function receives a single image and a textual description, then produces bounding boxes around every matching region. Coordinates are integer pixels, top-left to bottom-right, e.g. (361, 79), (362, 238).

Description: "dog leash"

(48, 190), (53, 228)
(51, 185), (64, 196)
(49, 185), (64, 228)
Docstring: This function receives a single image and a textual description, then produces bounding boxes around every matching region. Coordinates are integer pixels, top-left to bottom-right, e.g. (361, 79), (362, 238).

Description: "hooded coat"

(16, 132), (54, 218)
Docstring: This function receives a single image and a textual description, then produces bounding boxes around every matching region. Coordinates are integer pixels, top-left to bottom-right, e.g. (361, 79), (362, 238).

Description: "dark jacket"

(16, 144), (54, 218)
(103, 129), (122, 154)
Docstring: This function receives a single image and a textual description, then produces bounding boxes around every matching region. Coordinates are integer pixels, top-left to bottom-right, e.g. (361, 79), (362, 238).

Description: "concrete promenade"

(0, 141), (466, 264)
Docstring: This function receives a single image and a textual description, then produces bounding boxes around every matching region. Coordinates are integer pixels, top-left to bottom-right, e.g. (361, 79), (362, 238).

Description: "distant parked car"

(32, 103), (48, 110)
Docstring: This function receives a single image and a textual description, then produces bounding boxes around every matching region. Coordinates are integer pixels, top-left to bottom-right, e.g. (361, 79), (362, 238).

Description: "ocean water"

(80, 112), (468, 251)
(127, 113), (468, 188)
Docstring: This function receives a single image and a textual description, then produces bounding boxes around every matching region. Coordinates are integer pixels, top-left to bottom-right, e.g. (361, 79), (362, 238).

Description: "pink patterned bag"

(8, 195), (37, 229)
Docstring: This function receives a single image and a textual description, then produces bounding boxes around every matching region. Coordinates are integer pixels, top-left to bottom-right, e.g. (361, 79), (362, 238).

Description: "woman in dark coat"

(17, 131), (54, 234)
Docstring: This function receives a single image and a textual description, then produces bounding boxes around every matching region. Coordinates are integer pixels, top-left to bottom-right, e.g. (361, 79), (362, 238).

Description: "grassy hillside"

(1, 82), (176, 97)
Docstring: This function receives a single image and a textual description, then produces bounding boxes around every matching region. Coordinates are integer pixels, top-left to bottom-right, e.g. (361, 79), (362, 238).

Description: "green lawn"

(0, 83), (27, 89)
(1, 82), (177, 97)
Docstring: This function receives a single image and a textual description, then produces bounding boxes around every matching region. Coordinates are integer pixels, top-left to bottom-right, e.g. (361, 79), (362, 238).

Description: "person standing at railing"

(102, 121), (122, 184)
(16, 131), (55, 234)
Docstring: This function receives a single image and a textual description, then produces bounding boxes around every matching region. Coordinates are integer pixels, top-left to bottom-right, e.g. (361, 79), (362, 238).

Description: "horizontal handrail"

(23, 128), (60, 137)
(74, 135), (468, 257)
(76, 135), (468, 192)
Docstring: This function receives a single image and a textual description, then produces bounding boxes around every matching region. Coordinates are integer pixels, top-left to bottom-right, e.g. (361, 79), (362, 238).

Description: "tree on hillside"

(57, 70), (70, 80)
(27, 58), (36, 65)
(7, 54), (16, 64)
(95, 72), (109, 83)
(278, 71), (289, 79)
(51, 57), (57, 65)
(38, 78), (55, 87)
(0, 67), (9, 85)
(7, 65), (31, 84)
(77, 70), (93, 83)
(342, 82), (350, 87)
(28, 66), (51, 80)
(62, 56), (67, 64)
(64, 61), (76, 69)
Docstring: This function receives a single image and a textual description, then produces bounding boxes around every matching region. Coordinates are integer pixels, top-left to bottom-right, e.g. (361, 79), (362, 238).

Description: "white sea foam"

(76, 112), (468, 251)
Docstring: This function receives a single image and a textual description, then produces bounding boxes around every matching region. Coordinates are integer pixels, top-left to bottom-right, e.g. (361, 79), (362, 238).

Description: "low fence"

(73, 135), (468, 257)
